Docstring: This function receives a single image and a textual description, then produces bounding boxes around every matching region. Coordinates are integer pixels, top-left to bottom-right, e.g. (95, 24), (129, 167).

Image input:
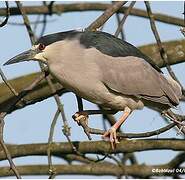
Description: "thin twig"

(45, 76), (70, 137)
(0, 73), (47, 178)
(145, 1), (185, 94)
(114, 1), (136, 37)
(0, 112), (21, 178)
(39, 1), (48, 38)
(16, 1), (73, 146)
(14, 3), (78, 176)
(16, 2), (37, 44)
(47, 109), (60, 179)
(0, 4), (184, 27)
(184, 2), (185, 26)
(115, 13), (125, 39)
(76, 116), (176, 139)
(0, 68), (18, 96)
(39, 14), (47, 37)
(6, 73), (47, 114)
(0, 1), (9, 27)
(112, 1), (125, 39)
(87, 1), (127, 31)
(33, 15), (41, 33)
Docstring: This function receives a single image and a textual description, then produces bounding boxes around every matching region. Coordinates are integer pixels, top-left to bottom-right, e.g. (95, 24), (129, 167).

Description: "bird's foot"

(72, 112), (89, 126)
(102, 127), (119, 150)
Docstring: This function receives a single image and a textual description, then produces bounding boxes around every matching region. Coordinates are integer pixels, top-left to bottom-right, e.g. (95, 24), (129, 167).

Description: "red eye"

(38, 43), (45, 51)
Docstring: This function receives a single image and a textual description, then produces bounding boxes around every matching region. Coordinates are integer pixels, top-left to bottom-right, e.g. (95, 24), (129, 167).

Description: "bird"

(4, 30), (182, 149)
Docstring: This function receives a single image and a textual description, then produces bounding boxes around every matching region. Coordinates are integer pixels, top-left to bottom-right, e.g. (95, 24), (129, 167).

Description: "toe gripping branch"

(72, 112), (92, 140)
(72, 109), (117, 141)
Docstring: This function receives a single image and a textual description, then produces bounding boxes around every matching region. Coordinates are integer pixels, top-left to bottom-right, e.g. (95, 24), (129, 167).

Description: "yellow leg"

(102, 106), (131, 149)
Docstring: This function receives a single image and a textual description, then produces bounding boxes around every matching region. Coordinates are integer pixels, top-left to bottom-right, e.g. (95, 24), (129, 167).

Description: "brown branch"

(0, 1), (9, 27)
(76, 114), (176, 139)
(0, 72), (65, 113)
(0, 113), (21, 179)
(16, 1), (72, 144)
(46, 76), (71, 136)
(1, 139), (185, 160)
(1, 158), (185, 177)
(87, 1), (127, 31)
(0, 3), (183, 26)
(47, 109), (59, 178)
(168, 152), (185, 168)
(16, 2), (37, 44)
(145, 1), (184, 93)
(138, 39), (185, 68)
(0, 68), (18, 97)
(114, 12), (125, 39)
(114, 1), (136, 37)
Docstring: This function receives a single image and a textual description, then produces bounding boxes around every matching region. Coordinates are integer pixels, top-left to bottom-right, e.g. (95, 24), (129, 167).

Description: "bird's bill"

(3, 49), (38, 66)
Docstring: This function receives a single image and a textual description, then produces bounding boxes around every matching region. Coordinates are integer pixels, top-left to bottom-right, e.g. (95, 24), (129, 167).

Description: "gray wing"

(98, 56), (179, 106)
(79, 31), (162, 73)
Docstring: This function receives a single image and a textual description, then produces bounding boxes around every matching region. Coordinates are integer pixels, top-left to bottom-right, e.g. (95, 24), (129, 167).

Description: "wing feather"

(97, 56), (179, 106)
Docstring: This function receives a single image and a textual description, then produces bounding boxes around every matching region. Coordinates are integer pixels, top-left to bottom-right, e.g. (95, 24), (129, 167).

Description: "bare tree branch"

(0, 139), (185, 161)
(1, 2), (185, 179)
(0, 3), (183, 26)
(87, 1), (127, 31)
(16, 1), (72, 146)
(0, 158), (185, 177)
(114, 1), (136, 37)
(0, 113), (21, 179)
(0, 1), (9, 27)
(145, 1), (184, 93)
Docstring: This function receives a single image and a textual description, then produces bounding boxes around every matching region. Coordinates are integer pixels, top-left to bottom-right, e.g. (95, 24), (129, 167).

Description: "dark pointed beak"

(3, 49), (38, 66)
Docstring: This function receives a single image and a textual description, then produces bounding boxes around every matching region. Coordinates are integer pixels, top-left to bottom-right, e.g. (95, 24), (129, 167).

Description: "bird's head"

(3, 43), (48, 66)
(3, 30), (81, 66)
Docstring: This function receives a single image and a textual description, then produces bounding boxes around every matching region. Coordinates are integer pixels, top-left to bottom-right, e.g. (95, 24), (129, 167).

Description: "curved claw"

(102, 127), (119, 150)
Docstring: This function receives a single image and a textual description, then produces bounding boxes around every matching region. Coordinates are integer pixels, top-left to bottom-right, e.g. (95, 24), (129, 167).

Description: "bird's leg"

(102, 107), (131, 149)
(73, 95), (88, 126)
(72, 109), (117, 126)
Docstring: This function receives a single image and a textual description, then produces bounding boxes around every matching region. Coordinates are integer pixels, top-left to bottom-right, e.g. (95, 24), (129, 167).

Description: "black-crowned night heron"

(4, 30), (182, 148)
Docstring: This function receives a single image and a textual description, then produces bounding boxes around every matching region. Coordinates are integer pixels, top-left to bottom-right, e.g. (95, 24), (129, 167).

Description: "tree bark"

(0, 139), (185, 161)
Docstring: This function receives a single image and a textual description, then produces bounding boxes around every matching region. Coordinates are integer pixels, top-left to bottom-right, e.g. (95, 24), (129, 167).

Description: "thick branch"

(139, 39), (185, 68)
(0, 139), (185, 160)
(0, 3), (183, 26)
(0, 163), (185, 177)
(0, 73), (66, 112)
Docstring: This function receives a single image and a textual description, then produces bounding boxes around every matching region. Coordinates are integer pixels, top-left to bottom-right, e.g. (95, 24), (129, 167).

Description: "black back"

(38, 30), (161, 72)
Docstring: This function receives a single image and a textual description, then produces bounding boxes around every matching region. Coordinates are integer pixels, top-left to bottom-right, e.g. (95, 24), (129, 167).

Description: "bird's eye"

(38, 43), (45, 51)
